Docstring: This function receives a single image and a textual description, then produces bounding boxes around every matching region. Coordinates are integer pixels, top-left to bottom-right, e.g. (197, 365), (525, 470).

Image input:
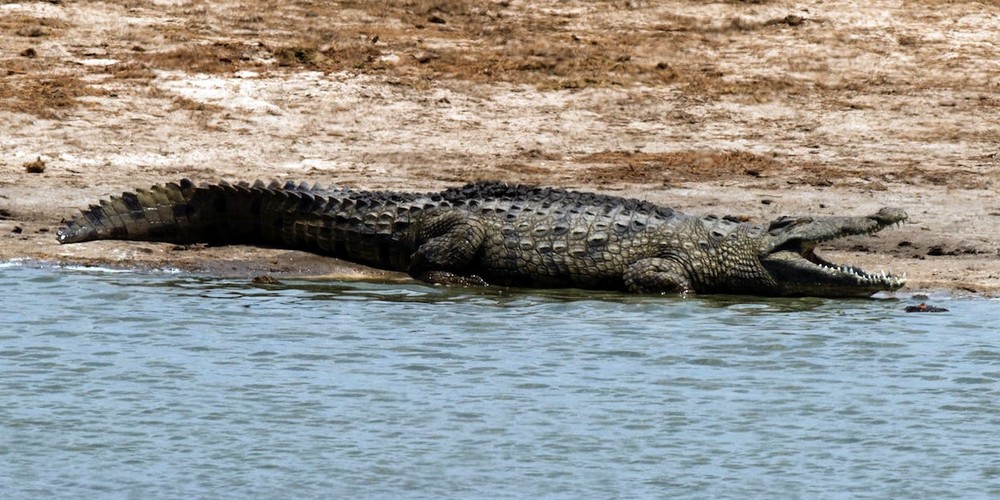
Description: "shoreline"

(0, 254), (990, 301)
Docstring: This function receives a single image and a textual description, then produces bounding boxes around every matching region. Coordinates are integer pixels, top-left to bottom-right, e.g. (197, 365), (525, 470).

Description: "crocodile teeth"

(823, 263), (906, 285)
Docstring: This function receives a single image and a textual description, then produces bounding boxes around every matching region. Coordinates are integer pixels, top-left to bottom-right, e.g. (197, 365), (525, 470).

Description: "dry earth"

(1, 0), (998, 295)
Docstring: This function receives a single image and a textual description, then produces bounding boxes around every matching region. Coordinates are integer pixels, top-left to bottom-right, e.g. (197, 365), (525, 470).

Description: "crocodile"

(57, 179), (907, 297)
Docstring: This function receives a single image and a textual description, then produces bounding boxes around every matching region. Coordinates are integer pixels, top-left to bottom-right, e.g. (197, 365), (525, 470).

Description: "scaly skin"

(57, 180), (908, 297)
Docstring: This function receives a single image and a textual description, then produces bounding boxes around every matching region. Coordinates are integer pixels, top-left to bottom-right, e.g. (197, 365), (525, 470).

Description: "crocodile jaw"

(754, 207), (908, 297)
(761, 242), (906, 297)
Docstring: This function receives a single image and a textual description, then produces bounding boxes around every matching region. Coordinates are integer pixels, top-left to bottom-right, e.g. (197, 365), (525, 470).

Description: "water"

(1, 263), (998, 498)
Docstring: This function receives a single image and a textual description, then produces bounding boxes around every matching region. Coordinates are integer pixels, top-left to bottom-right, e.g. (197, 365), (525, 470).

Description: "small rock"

(251, 275), (281, 285)
(782, 15), (805, 26)
(24, 157), (46, 173)
(926, 245), (946, 256)
(904, 303), (949, 313)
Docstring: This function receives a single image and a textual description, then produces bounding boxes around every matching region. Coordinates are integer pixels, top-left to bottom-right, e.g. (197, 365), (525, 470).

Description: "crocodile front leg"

(408, 210), (489, 287)
(623, 257), (693, 294)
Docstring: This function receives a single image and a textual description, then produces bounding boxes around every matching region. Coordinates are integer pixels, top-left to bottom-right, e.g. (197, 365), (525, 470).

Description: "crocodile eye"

(768, 216), (796, 231)
(768, 216), (813, 234)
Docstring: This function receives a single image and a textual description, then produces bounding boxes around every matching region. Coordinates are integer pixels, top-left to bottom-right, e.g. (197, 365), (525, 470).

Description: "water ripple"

(0, 264), (997, 498)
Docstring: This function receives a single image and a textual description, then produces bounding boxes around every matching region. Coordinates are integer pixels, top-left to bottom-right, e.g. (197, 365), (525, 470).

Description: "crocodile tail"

(57, 179), (417, 271)
(57, 179), (316, 246)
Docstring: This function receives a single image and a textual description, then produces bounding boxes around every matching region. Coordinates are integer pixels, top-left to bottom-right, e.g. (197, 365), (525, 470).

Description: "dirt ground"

(1, 0), (998, 295)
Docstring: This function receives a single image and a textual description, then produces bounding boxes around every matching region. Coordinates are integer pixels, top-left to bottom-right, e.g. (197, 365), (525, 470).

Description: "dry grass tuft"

(104, 62), (158, 81)
(0, 75), (104, 118)
(0, 14), (71, 38)
(170, 95), (224, 113)
(139, 42), (264, 73)
(1, 0), (997, 171)
(100, 1), (688, 88)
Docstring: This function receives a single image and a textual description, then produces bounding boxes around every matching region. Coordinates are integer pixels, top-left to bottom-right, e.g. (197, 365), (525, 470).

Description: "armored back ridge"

(59, 180), (907, 297)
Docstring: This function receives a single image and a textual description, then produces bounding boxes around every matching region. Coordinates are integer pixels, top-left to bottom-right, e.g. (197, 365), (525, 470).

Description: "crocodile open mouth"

(801, 240), (905, 287)
(763, 239), (906, 297)
(757, 207), (908, 297)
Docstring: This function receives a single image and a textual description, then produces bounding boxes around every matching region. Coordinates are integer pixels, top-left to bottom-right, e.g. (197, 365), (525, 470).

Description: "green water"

(1, 263), (998, 498)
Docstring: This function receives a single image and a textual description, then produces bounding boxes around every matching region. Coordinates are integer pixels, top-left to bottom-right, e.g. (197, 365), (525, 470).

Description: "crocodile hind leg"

(408, 211), (489, 287)
(623, 257), (693, 294)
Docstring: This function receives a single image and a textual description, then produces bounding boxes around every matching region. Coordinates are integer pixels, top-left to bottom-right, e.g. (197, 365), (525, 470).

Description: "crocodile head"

(758, 207), (908, 297)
